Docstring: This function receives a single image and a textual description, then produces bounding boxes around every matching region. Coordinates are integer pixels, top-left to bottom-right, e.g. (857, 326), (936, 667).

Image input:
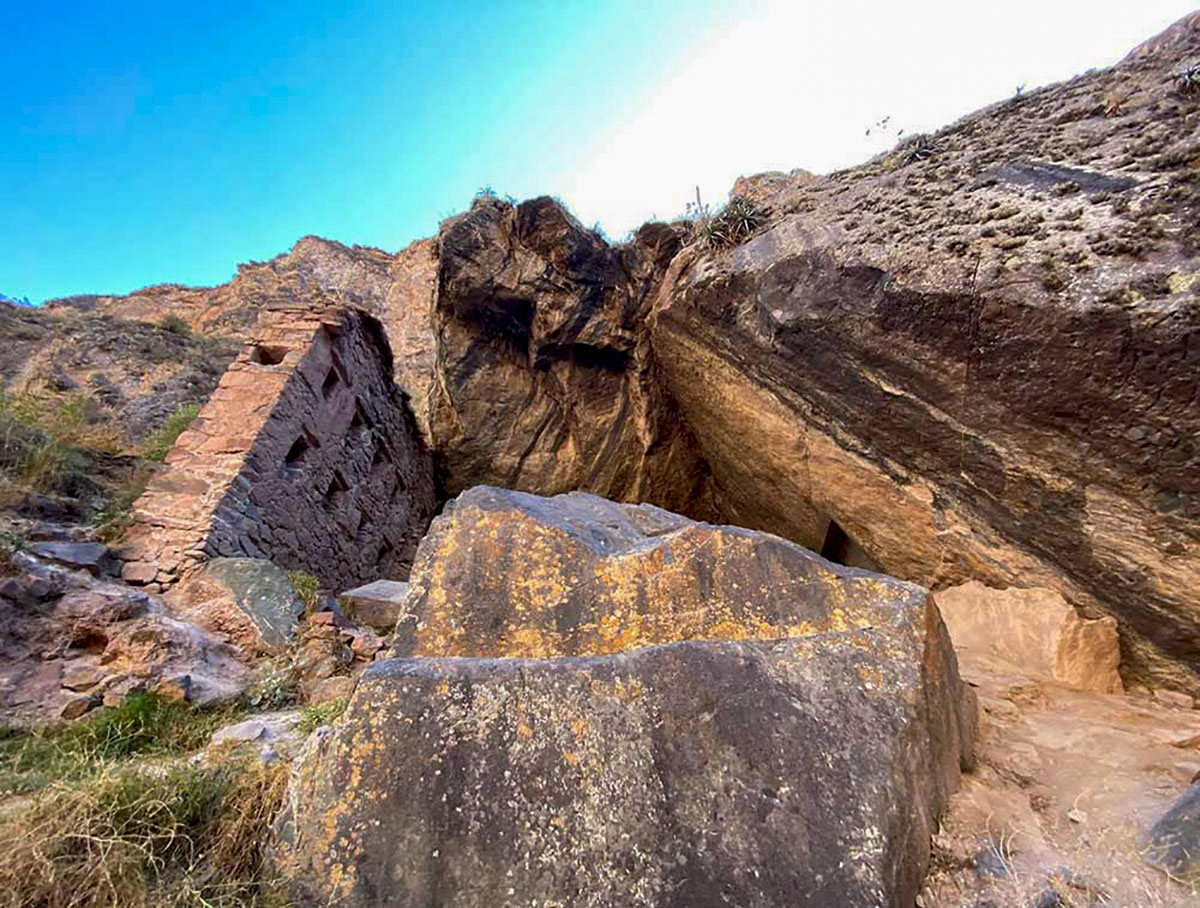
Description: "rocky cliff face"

(53, 14), (1200, 693)
(651, 22), (1200, 691)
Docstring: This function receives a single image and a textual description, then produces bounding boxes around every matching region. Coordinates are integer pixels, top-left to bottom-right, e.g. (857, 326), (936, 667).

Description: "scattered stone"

(212, 718), (270, 746)
(102, 676), (145, 708)
(973, 841), (1013, 879)
(154, 674), (192, 703)
(27, 541), (118, 578)
(120, 561), (158, 585)
(60, 663), (108, 692)
(1028, 887), (1066, 908)
(337, 579), (409, 632)
(345, 628), (382, 659)
(306, 674), (354, 705)
(934, 582), (1123, 693)
(1067, 808), (1088, 824)
(60, 693), (99, 719)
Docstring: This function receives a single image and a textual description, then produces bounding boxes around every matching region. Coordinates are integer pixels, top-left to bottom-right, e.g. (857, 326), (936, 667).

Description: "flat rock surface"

(339, 579), (409, 632)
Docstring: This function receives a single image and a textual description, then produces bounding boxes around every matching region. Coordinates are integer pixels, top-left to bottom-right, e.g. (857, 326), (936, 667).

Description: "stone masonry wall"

(119, 307), (435, 592)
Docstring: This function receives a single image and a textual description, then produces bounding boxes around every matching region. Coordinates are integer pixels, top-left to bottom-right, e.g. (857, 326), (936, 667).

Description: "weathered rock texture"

(0, 566), (250, 726)
(281, 487), (975, 907)
(60, 16), (1200, 692)
(933, 581), (1123, 693)
(428, 198), (712, 510)
(647, 24), (1200, 691)
(169, 557), (306, 657)
(120, 307), (434, 591)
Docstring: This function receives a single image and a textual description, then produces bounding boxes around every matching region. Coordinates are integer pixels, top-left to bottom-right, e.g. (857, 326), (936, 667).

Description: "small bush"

(143, 403), (201, 462)
(295, 698), (347, 735)
(1173, 61), (1200, 99)
(158, 313), (191, 335)
(0, 529), (24, 577)
(896, 133), (941, 167)
(287, 571), (321, 611)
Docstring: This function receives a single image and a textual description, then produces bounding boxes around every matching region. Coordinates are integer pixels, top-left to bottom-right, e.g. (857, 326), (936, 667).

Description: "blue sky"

(3, 1), (1196, 302)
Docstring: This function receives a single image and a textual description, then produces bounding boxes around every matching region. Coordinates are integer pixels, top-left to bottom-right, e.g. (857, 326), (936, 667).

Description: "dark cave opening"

(819, 518), (882, 572)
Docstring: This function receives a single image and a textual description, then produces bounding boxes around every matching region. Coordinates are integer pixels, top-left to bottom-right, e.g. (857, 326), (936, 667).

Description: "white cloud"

(562, 0), (1196, 235)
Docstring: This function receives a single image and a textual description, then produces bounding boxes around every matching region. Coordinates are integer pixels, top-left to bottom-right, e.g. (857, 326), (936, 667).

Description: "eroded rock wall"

(428, 196), (715, 515)
(650, 30), (1200, 689)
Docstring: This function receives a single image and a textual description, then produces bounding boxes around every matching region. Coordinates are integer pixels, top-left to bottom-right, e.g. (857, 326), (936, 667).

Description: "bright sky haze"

(3, 0), (1196, 302)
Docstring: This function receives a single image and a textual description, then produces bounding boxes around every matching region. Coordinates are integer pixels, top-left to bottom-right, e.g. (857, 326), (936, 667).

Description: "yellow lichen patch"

(1168, 271), (1197, 293)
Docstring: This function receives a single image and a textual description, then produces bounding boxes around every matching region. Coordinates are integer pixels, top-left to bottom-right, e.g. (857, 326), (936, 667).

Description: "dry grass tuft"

(0, 760), (288, 908)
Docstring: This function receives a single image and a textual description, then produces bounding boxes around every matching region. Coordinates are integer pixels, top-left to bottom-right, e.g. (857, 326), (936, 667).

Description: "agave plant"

(897, 133), (941, 167)
(1173, 61), (1200, 99)
(722, 196), (764, 242)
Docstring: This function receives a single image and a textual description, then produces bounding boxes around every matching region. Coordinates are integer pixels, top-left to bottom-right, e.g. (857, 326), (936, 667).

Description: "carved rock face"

(278, 487), (976, 907)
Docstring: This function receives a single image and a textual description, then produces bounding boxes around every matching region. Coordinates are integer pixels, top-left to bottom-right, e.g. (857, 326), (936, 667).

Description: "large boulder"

(279, 487), (975, 906)
(0, 574), (251, 726)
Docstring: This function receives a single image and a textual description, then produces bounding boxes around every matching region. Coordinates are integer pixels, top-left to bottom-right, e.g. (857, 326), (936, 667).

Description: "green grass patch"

(0, 759), (289, 907)
(295, 698), (347, 736)
(143, 403), (201, 462)
(0, 392), (118, 496)
(0, 693), (241, 796)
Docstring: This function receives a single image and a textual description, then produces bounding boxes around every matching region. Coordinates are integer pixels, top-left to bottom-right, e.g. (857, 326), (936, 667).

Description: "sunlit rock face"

(278, 487), (975, 908)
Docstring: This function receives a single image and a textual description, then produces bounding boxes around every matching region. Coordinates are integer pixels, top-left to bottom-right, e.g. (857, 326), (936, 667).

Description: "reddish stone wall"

(120, 307), (435, 592)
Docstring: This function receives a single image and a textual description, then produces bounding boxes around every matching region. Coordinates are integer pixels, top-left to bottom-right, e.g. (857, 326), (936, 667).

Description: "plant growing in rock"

(142, 402), (200, 461)
(0, 529), (23, 576)
(686, 189), (766, 251)
(1173, 61), (1200, 99)
(288, 570), (322, 611)
(897, 133), (941, 166)
(296, 697), (347, 734)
